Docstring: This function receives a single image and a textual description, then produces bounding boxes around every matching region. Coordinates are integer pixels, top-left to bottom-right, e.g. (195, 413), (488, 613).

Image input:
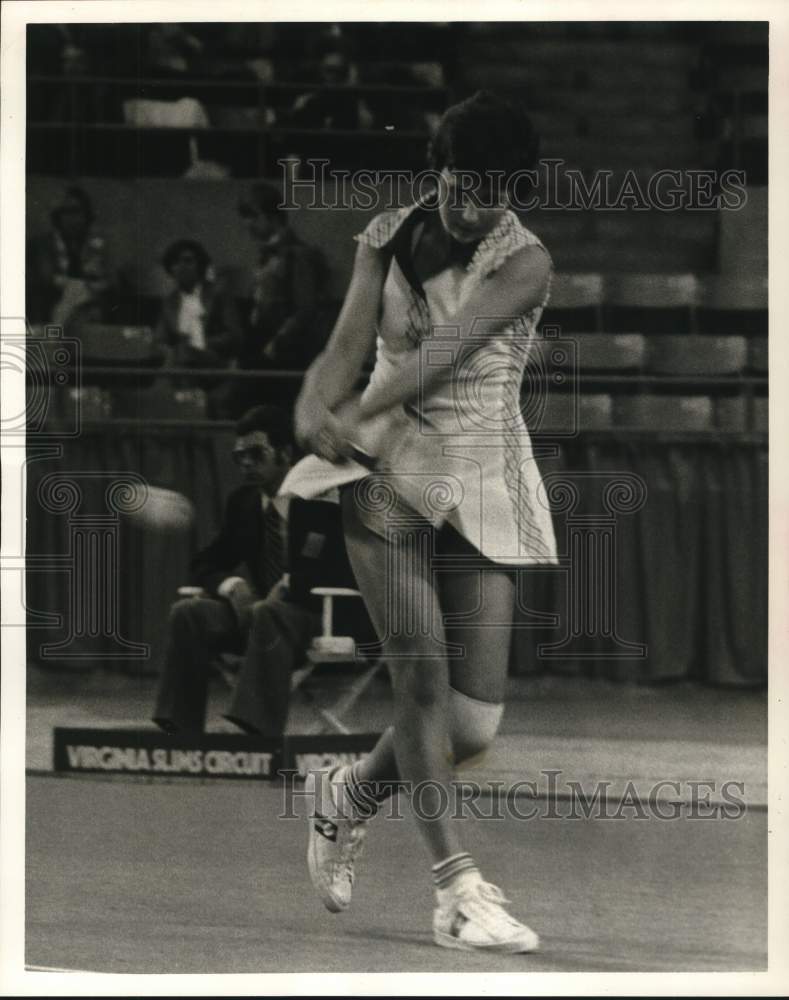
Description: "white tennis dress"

(279, 201), (558, 567)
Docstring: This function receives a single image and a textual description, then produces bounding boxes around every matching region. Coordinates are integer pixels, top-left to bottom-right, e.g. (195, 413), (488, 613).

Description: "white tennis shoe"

(305, 768), (367, 913)
(433, 879), (540, 953)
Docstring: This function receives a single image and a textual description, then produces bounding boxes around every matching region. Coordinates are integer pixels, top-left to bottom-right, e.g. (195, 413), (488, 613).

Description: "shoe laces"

(332, 819), (366, 885)
(455, 881), (523, 931)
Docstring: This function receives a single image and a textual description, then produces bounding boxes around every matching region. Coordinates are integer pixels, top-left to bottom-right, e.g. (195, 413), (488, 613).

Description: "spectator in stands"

(26, 185), (109, 325)
(156, 239), (242, 371)
(152, 404), (321, 737)
(288, 42), (373, 130)
(145, 23), (204, 79)
(237, 183), (326, 371)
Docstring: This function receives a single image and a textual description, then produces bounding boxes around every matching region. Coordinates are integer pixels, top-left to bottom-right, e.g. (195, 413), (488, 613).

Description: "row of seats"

(543, 273), (767, 334)
(548, 272), (766, 311)
(43, 384), (768, 434)
(549, 333), (767, 375)
(545, 392), (767, 434)
(30, 272), (767, 330)
(28, 323), (768, 377)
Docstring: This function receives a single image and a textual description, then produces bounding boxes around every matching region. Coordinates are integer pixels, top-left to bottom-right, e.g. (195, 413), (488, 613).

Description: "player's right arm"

(295, 241), (385, 460)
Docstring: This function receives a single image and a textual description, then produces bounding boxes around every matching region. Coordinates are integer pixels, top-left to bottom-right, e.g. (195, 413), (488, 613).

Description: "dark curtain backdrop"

(26, 427), (767, 687)
(510, 438), (767, 686)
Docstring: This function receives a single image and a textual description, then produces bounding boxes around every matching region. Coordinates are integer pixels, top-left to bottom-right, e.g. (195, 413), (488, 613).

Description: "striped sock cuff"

(344, 761), (387, 818)
(432, 852), (478, 890)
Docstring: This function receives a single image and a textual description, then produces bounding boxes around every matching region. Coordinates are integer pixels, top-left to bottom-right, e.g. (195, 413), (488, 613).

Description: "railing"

(43, 365), (769, 389)
(28, 74), (452, 177)
(28, 364), (769, 439)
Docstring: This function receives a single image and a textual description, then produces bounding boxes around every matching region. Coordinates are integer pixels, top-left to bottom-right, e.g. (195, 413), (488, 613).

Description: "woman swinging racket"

(293, 91), (558, 953)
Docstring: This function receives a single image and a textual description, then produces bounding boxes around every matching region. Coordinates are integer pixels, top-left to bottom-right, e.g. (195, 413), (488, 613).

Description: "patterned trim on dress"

(467, 211), (551, 284)
(404, 290), (431, 347)
(355, 206), (551, 286)
(356, 207), (552, 342)
(500, 327), (555, 562)
(355, 205), (556, 560)
(353, 204), (421, 250)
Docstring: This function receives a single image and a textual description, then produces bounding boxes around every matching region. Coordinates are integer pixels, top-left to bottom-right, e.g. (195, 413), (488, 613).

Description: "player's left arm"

(358, 244), (551, 420)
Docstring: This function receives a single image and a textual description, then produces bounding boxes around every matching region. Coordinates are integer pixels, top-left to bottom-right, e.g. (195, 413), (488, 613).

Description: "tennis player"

(293, 91), (558, 953)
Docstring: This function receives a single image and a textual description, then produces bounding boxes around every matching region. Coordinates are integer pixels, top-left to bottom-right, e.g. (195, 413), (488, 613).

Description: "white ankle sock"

(432, 853), (482, 902)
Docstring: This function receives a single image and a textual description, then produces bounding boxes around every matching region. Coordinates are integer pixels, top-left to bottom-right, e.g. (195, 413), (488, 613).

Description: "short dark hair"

(235, 405), (294, 451)
(428, 90), (539, 180)
(238, 182), (284, 221)
(161, 239), (211, 279)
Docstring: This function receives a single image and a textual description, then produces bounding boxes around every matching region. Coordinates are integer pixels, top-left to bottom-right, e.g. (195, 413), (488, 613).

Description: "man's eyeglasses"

(232, 445), (275, 465)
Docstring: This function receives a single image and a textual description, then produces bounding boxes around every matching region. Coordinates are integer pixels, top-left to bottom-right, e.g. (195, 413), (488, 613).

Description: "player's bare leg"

(304, 490), (540, 952)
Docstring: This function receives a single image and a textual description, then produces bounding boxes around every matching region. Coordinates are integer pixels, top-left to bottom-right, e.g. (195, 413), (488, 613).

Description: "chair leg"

(294, 660), (384, 735)
(331, 660), (384, 722)
(291, 659), (319, 692)
(315, 708), (351, 735)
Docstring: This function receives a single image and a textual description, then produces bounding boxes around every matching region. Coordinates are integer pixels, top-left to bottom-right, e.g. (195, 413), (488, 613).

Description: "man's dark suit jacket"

(190, 485), (272, 597)
(189, 488), (361, 620)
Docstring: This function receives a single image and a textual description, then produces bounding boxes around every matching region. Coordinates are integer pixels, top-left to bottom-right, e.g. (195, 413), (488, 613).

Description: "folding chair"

(285, 497), (383, 735)
(179, 498), (383, 735)
(290, 585), (383, 735)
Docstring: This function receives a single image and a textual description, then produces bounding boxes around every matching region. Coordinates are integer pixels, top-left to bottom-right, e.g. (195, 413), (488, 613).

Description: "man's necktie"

(263, 504), (285, 593)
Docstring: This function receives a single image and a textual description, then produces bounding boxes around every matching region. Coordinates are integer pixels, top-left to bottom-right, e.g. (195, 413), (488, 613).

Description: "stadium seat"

(753, 396), (768, 433)
(113, 380), (208, 420)
(50, 386), (113, 423)
(70, 323), (162, 365)
(541, 273), (604, 332)
(716, 396), (748, 432)
(536, 392), (613, 433)
(697, 274), (767, 334)
(614, 394), (714, 431)
(604, 273), (699, 333)
(67, 323), (165, 391)
(207, 105), (266, 129)
(749, 338), (768, 373)
(571, 333), (646, 371)
(646, 335), (748, 375)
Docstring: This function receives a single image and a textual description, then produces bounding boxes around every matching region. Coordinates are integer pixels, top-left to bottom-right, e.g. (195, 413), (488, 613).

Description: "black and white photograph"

(1, 0), (787, 993)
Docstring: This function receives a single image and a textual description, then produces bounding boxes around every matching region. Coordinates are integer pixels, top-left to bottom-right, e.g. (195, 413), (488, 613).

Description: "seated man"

(152, 404), (321, 737)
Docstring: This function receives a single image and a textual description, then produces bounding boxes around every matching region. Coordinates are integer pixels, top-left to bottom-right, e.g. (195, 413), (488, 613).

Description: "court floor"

(26, 775), (766, 974)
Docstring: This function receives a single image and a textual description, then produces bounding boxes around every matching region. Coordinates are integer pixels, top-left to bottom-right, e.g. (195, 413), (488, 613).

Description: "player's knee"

(449, 688), (504, 766)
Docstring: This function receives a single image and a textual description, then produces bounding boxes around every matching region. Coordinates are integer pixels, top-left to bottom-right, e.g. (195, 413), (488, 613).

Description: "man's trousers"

(152, 588), (320, 736)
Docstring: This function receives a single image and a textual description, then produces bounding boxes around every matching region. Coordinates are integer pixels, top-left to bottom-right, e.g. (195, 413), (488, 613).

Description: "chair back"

(287, 498), (377, 645)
